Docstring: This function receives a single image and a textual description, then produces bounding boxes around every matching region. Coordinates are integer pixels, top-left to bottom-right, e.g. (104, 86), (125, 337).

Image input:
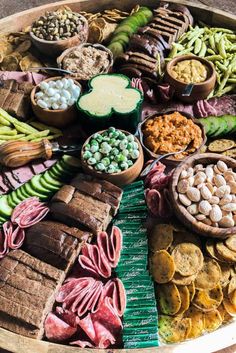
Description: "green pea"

(93, 133), (103, 142)
(91, 144), (99, 153)
(108, 126), (116, 133)
(101, 157), (110, 167)
(107, 165), (116, 174)
(84, 143), (90, 151)
(127, 160), (133, 167)
(119, 140), (128, 150)
(127, 134), (135, 142)
(120, 161), (129, 170)
(131, 150), (140, 159)
(94, 151), (102, 161)
(95, 162), (106, 171)
(90, 139), (99, 146)
(83, 151), (92, 160)
(115, 154), (127, 163)
(111, 147), (119, 156)
(127, 142), (133, 151)
(118, 132), (126, 140)
(87, 157), (96, 165)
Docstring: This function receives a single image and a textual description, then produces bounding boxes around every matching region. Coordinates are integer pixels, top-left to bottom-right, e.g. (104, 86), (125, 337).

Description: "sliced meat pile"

(25, 220), (92, 271)
(79, 226), (122, 278)
(0, 159), (57, 195)
(50, 179), (122, 234)
(115, 4), (193, 82)
(45, 225), (125, 348)
(145, 161), (173, 219)
(0, 249), (65, 338)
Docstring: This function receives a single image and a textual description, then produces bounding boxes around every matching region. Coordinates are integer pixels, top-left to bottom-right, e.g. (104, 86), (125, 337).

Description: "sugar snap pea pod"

(0, 115), (11, 127)
(168, 44), (178, 58)
(205, 54), (222, 61)
(30, 121), (62, 135)
(0, 134), (25, 140)
(216, 84), (236, 97)
(218, 72), (230, 92)
(218, 37), (227, 59)
(207, 48), (215, 55)
(0, 129), (17, 136)
(32, 133), (62, 142)
(207, 90), (215, 99)
(212, 27), (234, 34)
(209, 35), (216, 51)
(225, 34), (236, 40)
(194, 38), (202, 54)
(215, 61), (227, 71)
(176, 47), (194, 56)
(18, 129), (50, 141)
(199, 42), (207, 57)
(187, 33), (201, 48)
(0, 108), (15, 124)
(227, 78), (236, 83)
(13, 122), (37, 135)
(178, 32), (188, 44)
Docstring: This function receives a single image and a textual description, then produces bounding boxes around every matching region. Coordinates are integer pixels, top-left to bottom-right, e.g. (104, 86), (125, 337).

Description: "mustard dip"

(171, 59), (208, 84)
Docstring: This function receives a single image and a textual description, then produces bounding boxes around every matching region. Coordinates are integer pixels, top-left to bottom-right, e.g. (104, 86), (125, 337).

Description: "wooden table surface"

(0, 0), (235, 353)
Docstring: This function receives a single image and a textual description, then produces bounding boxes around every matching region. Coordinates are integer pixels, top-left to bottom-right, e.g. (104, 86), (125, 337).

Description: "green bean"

(30, 121), (62, 135)
(212, 27), (234, 34)
(215, 61), (227, 71)
(0, 129), (17, 136)
(18, 129), (50, 141)
(169, 45), (178, 58)
(194, 38), (202, 54)
(227, 78), (236, 83)
(0, 134), (25, 140)
(0, 115), (11, 126)
(13, 121), (38, 135)
(225, 34), (236, 40)
(218, 37), (227, 59)
(199, 42), (207, 57)
(207, 48), (215, 55)
(205, 54), (222, 61)
(215, 84), (236, 97)
(0, 108), (15, 124)
(218, 72), (230, 91)
(32, 133), (62, 142)
(209, 35), (216, 51)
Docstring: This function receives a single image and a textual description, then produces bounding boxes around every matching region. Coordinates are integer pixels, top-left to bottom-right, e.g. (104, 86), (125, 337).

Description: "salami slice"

(11, 197), (39, 223)
(8, 225), (25, 250)
(79, 243), (111, 278)
(97, 226), (122, 268)
(18, 206), (49, 228)
(0, 229), (8, 258)
(70, 339), (94, 348)
(103, 278), (126, 316)
(44, 312), (77, 342)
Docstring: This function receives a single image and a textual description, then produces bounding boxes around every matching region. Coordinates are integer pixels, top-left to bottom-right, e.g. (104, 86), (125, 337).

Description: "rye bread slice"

(152, 17), (184, 38)
(139, 27), (175, 45)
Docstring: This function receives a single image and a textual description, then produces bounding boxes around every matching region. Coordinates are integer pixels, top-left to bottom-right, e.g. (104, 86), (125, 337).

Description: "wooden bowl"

(164, 55), (217, 103)
(138, 110), (207, 166)
(170, 153), (236, 239)
(57, 43), (113, 81)
(30, 76), (82, 128)
(30, 13), (88, 57)
(81, 129), (144, 187)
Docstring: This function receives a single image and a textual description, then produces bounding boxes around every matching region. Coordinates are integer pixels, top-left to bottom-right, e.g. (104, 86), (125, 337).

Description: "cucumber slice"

(59, 161), (75, 176)
(16, 188), (27, 202)
(114, 24), (135, 36)
(199, 118), (211, 134)
(223, 115), (236, 134)
(24, 183), (48, 200)
(49, 165), (62, 179)
(48, 168), (61, 180)
(11, 190), (23, 207)
(0, 195), (13, 217)
(212, 117), (228, 137)
(0, 215), (8, 223)
(206, 117), (220, 136)
(30, 175), (50, 195)
(42, 171), (63, 187)
(52, 163), (73, 180)
(40, 177), (60, 192)
(18, 186), (31, 199)
(62, 155), (81, 170)
(7, 194), (15, 209)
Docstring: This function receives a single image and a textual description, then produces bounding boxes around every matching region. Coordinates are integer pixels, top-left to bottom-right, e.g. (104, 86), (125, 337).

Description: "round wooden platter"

(0, 0), (236, 352)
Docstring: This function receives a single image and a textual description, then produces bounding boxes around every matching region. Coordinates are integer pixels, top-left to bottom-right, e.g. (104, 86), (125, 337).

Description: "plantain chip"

(218, 303), (233, 323)
(88, 24), (103, 43)
(228, 276), (236, 297)
(150, 250), (175, 283)
(184, 306), (204, 338)
(206, 239), (227, 263)
(149, 224), (174, 252)
(15, 39), (31, 53)
(225, 235), (236, 252)
(195, 257), (221, 290)
(204, 309), (223, 332)
(158, 315), (192, 343)
(187, 282), (196, 301)
(216, 242), (236, 262)
(19, 54), (41, 72)
(157, 283), (181, 315)
(208, 139), (235, 152)
(171, 243), (203, 277)
(219, 263), (231, 288)
(171, 230), (202, 250)
(172, 272), (197, 286)
(192, 284), (223, 312)
(176, 285), (190, 315)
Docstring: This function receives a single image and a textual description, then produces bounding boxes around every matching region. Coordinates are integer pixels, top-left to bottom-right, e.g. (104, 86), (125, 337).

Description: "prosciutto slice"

(79, 226), (122, 278)
(45, 313), (77, 342)
(3, 221), (25, 250)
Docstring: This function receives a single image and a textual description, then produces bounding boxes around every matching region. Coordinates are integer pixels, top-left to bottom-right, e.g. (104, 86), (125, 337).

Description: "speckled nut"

(200, 185), (212, 200)
(187, 167), (194, 177)
(214, 165), (222, 174)
(205, 182), (214, 194)
(177, 179), (189, 194)
(225, 174), (235, 183)
(205, 166), (214, 181)
(215, 185), (230, 198)
(214, 174), (226, 188)
(179, 193), (191, 207)
(209, 204), (222, 223)
(180, 170), (188, 179)
(187, 204), (198, 215)
(195, 164), (204, 172)
(209, 196), (220, 205)
(229, 181), (236, 194)
(198, 200), (212, 216)
(217, 160), (228, 173)
(219, 194), (233, 206)
(194, 171), (207, 185)
(222, 203), (236, 212)
(187, 187), (201, 202)
(195, 214), (206, 221)
(224, 171), (236, 182)
(219, 215), (234, 228)
(201, 218), (212, 226)
(188, 176), (194, 187)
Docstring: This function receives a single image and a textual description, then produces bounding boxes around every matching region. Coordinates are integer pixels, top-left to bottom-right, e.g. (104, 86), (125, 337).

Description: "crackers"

(195, 257), (221, 290)
(150, 250), (175, 283)
(208, 139), (235, 152)
(171, 243), (203, 276)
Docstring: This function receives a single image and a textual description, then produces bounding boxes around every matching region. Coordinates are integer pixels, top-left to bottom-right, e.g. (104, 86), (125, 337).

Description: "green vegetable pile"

(199, 115), (236, 137)
(108, 6), (153, 58)
(82, 127), (140, 174)
(168, 25), (236, 97)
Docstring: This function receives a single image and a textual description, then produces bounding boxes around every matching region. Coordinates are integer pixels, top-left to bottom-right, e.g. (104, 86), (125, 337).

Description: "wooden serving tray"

(0, 0), (235, 352)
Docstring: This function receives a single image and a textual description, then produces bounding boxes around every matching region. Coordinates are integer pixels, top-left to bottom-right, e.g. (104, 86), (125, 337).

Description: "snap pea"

(205, 55), (222, 61)
(218, 37), (227, 59)
(32, 133), (62, 142)
(194, 38), (202, 54)
(209, 35), (216, 51)
(13, 121), (38, 135)
(215, 61), (227, 71)
(216, 84), (236, 97)
(0, 115), (11, 126)
(0, 134), (25, 140)
(18, 130), (50, 141)
(228, 78), (236, 83)
(0, 129), (17, 136)
(199, 42), (207, 57)
(207, 48), (215, 55)
(30, 121), (62, 135)
(212, 27), (234, 34)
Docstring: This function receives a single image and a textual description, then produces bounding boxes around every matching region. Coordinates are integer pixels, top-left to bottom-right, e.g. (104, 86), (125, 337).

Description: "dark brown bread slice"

(141, 27), (175, 45)
(119, 65), (143, 78)
(151, 17), (183, 38)
(52, 184), (75, 204)
(154, 11), (187, 32)
(16, 96), (31, 121)
(0, 312), (41, 339)
(0, 89), (11, 107)
(149, 23), (178, 41)
(2, 92), (24, 116)
(156, 7), (190, 29)
(129, 34), (165, 58)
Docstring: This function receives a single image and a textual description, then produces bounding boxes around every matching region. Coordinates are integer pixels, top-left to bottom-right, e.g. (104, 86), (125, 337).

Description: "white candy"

(52, 103), (59, 110)
(39, 81), (49, 90)
(62, 78), (70, 89)
(60, 103), (68, 110)
(46, 88), (56, 96)
(35, 91), (44, 98)
(61, 89), (71, 100)
(68, 98), (75, 106)
(55, 80), (64, 89)
(37, 99), (48, 109)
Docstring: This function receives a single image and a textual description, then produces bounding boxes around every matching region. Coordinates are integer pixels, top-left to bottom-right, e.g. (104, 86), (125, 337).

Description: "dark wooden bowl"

(169, 153), (236, 239)
(138, 110), (207, 166)
(57, 43), (113, 81)
(164, 55), (217, 103)
(30, 13), (88, 57)
(81, 129), (144, 187)
(30, 76), (82, 128)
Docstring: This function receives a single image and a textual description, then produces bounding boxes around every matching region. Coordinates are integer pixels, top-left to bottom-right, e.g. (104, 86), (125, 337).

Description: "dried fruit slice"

(195, 257), (221, 290)
(171, 243), (203, 277)
(158, 315), (192, 343)
(225, 235), (236, 252)
(228, 276), (236, 298)
(187, 282), (196, 301)
(204, 309), (223, 332)
(149, 224), (174, 252)
(218, 303), (233, 323)
(157, 283), (181, 315)
(216, 242), (236, 262)
(172, 272), (197, 286)
(184, 306), (204, 338)
(150, 250), (175, 283)
(192, 285), (223, 312)
(229, 289), (236, 306)
(208, 139), (235, 152)
(176, 285), (190, 315)
(1, 54), (19, 70)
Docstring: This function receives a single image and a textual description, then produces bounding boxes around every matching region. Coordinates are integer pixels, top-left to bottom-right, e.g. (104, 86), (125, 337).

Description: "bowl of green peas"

(81, 127), (144, 186)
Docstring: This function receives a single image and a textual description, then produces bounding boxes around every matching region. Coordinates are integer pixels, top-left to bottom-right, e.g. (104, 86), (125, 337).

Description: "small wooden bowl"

(30, 14), (88, 57)
(170, 153), (236, 239)
(138, 110), (207, 166)
(81, 130), (144, 187)
(57, 43), (113, 81)
(31, 76), (82, 128)
(164, 55), (216, 103)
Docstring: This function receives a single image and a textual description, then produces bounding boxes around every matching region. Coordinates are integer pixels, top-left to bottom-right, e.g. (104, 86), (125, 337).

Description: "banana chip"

(149, 224), (174, 252)
(157, 283), (181, 315)
(171, 243), (203, 277)
(151, 250), (175, 283)
(176, 286), (190, 315)
(0, 54), (19, 70)
(19, 54), (42, 72)
(187, 282), (196, 301)
(184, 306), (204, 338)
(216, 242), (236, 262)
(195, 257), (222, 290)
(172, 272), (197, 286)
(204, 310), (223, 332)
(158, 315), (192, 343)
(15, 39), (31, 53)
(208, 139), (235, 152)
(225, 235), (236, 252)
(223, 298), (236, 316)
(193, 285), (223, 312)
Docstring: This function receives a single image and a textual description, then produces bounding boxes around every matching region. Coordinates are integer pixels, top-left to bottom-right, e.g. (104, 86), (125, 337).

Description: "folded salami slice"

(44, 312), (77, 342)
(11, 197), (39, 223)
(103, 278), (126, 317)
(79, 243), (111, 278)
(18, 206), (49, 228)
(97, 226), (122, 268)
(5, 223), (25, 250)
(0, 229), (8, 258)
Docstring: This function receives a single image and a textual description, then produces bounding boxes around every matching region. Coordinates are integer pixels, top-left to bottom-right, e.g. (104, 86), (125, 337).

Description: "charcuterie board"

(0, 0), (235, 353)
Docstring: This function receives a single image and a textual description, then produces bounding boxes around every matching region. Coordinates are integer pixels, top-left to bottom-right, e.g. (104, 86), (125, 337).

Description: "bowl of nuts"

(30, 8), (88, 57)
(170, 153), (236, 239)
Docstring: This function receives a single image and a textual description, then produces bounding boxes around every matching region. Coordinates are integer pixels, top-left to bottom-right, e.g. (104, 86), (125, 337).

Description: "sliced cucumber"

(48, 168), (61, 180)
(16, 188), (27, 202)
(30, 175), (50, 195)
(212, 117), (228, 137)
(40, 177), (60, 191)
(224, 115), (236, 134)
(42, 171), (63, 187)
(0, 215), (8, 223)
(199, 118), (211, 134)
(206, 117), (220, 136)
(11, 190), (23, 207)
(24, 183), (48, 200)
(0, 195), (13, 217)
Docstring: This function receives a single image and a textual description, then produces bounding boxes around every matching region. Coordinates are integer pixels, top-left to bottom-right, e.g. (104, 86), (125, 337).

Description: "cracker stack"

(114, 180), (159, 348)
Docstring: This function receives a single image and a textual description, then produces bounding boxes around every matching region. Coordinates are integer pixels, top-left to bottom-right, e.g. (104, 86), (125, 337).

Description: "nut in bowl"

(81, 127), (144, 186)
(31, 76), (82, 128)
(30, 8), (88, 57)
(138, 111), (206, 165)
(57, 43), (113, 81)
(164, 55), (216, 103)
(170, 153), (236, 239)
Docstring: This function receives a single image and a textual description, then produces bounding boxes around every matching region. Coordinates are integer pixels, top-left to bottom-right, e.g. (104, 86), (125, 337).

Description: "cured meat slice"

(79, 243), (111, 278)
(0, 229), (8, 258)
(97, 226), (122, 268)
(18, 206), (49, 228)
(103, 278), (126, 316)
(3, 222), (25, 250)
(11, 197), (39, 223)
(44, 312), (77, 342)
